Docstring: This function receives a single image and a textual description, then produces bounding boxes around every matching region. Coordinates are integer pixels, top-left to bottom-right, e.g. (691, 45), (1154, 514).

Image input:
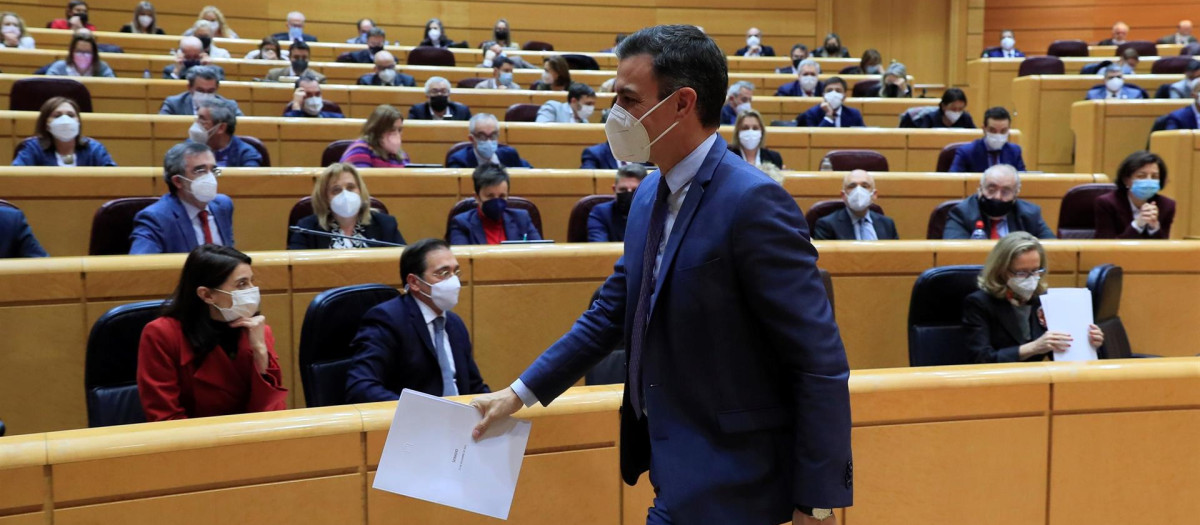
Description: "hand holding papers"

(1040, 288), (1099, 362)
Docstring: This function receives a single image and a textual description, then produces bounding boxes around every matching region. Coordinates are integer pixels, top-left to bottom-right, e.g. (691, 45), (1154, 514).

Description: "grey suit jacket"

(158, 92), (244, 116)
(535, 100), (584, 123)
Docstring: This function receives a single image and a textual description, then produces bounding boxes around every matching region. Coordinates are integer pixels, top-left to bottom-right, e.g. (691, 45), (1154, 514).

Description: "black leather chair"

(822, 150), (889, 172)
(408, 47), (456, 66)
(566, 194), (614, 242)
(907, 265), (983, 367)
(445, 197), (543, 240)
(1085, 264), (1145, 359)
(1151, 55), (1193, 74)
(10, 77), (93, 112)
(522, 40), (554, 51)
(1116, 41), (1158, 58)
(1047, 40), (1090, 57)
(852, 79), (881, 98)
(1057, 183), (1116, 238)
(926, 199), (962, 239)
(238, 135), (271, 167)
(936, 142), (971, 172)
(504, 103), (540, 122)
(85, 301), (163, 427)
(321, 139), (355, 166)
(562, 54), (600, 70)
(299, 284), (401, 407)
(457, 77), (488, 88)
(89, 197), (159, 255)
(1018, 56), (1065, 76)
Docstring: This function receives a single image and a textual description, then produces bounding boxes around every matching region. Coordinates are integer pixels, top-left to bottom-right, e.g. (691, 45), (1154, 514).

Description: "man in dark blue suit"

(813, 170), (899, 240)
(734, 27), (775, 56)
(587, 164), (647, 242)
(0, 206), (48, 258)
(193, 99), (262, 167)
(776, 59), (825, 97)
(471, 25), (852, 524)
(982, 30), (1025, 58)
(445, 113), (532, 168)
(719, 81), (754, 125)
(797, 77), (865, 127)
(581, 141), (619, 169)
(345, 238), (490, 402)
(408, 77), (471, 121)
(341, 27), (386, 64)
(944, 164), (1054, 239)
(130, 143), (235, 254)
(447, 164), (542, 244)
(949, 106), (1027, 172)
(355, 51), (416, 87)
(1163, 82), (1200, 129)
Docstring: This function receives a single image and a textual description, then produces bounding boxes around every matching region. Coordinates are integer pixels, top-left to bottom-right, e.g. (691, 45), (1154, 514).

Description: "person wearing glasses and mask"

(445, 113), (531, 168)
(130, 142), (235, 254)
(138, 244), (287, 421)
(408, 77), (471, 121)
(963, 232), (1104, 363)
(587, 164), (646, 242)
(944, 164), (1054, 240)
(345, 238), (491, 402)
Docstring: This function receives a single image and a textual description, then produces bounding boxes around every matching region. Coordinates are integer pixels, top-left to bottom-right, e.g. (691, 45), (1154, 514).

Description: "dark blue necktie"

(628, 176), (670, 419)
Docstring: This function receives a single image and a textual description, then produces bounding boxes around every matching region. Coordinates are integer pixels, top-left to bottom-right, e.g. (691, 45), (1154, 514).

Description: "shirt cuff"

(823, 116), (835, 123)
(1130, 220), (1146, 233)
(509, 379), (539, 408)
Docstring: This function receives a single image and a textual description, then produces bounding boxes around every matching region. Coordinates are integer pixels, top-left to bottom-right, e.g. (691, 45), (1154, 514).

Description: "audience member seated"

(190, 99), (261, 168)
(284, 74), (343, 118)
(446, 113), (532, 168)
(984, 30), (1025, 58)
(245, 36), (283, 61)
(963, 232), (1103, 363)
(492, 18), (517, 49)
(288, 163), (406, 250)
(418, 18), (453, 48)
(775, 59), (824, 97)
(120, 2), (164, 34)
(903, 87), (975, 128)
(879, 62), (912, 97)
(812, 32), (850, 57)
(731, 109), (784, 168)
(1099, 21), (1129, 46)
(1, 12), (36, 48)
(160, 66), (243, 116)
(408, 77), (470, 121)
(1094, 151), (1175, 239)
(1165, 60), (1200, 98)
(537, 82), (596, 123)
(479, 41), (536, 69)
(347, 18), (374, 44)
(339, 104), (410, 168)
(49, 0), (95, 31)
(721, 80), (755, 125)
(531, 56), (571, 91)
(356, 51), (415, 87)
(1158, 20), (1196, 45)
(186, 19), (230, 60)
(475, 57), (521, 90)
(949, 106), (1025, 172)
(1086, 65), (1145, 100)
(841, 48), (883, 75)
(448, 164), (542, 244)
(45, 33), (114, 77)
(813, 169), (899, 240)
(945, 164), (1054, 239)
(183, 6), (237, 38)
(271, 11), (317, 42)
(581, 140), (621, 169)
(266, 41), (326, 83)
(130, 143), (235, 254)
(13, 97), (115, 167)
(165, 36), (223, 80)
(735, 27), (775, 57)
(797, 77), (864, 128)
(1115, 48), (1140, 74)
(343, 28), (387, 63)
(587, 164), (646, 242)
(1163, 80), (1200, 129)
(345, 238), (490, 401)
(775, 44), (809, 74)
(0, 206), (48, 258)
(137, 244), (287, 421)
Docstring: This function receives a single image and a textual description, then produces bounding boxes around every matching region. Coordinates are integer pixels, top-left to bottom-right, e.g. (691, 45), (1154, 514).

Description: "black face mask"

(292, 59), (308, 72)
(614, 191), (633, 218)
(825, 43), (839, 53)
(429, 95), (449, 112)
(197, 36), (212, 51)
(368, 45), (383, 55)
(883, 84), (900, 97)
(76, 13), (88, 26)
(978, 195), (1015, 218)
(495, 29), (509, 41)
(183, 58), (201, 71)
(792, 58), (802, 68)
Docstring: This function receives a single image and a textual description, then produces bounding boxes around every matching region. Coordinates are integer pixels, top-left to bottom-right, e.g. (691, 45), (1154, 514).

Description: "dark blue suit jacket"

(586, 200), (624, 242)
(447, 208), (541, 245)
(129, 193), (235, 254)
(775, 79), (825, 97)
(943, 194), (1055, 239)
(0, 207), (48, 258)
(1163, 105), (1199, 130)
(948, 138), (1027, 172)
(983, 49), (1025, 58)
(213, 135), (262, 168)
(445, 145), (531, 169)
(12, 137), (116, 166)
(719, 104), (738, 125)
(798, 105), (865, 127)
(344, 293), (489, 402)
(516, 135), (853, 522)
(356, 71), (417, 87)
(581, 142), (618, 169)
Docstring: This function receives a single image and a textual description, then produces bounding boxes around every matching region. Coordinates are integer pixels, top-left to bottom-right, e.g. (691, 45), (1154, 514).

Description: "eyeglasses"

(429, 268), (462, 280)
(190, 166), (221, 177)
(471, 132), (499, 141)
(1010, 268), (1045, 279)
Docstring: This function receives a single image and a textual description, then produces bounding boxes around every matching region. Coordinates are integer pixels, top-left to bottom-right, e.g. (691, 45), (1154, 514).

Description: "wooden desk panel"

(1071, 99), (1190, 176)
(967, 57), (1160, 114)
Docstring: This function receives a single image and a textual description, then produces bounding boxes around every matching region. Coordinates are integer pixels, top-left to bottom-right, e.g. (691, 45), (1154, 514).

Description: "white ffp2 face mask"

(799, 75), (819, 93)
(303, 96), (324, 115)
(737, 129), (762, 150)
(48, 115), (80, 142)
(212, 286), (260, 321)
(188, 121), (213, 144)
(984, 132), (1008, 151)
(418, 275), (460, 312)
(944, 109), (963, 124)
(1007, 276), (1039, 302)
(330, 190), (362, 219)
(184, 172), (218, 203)
(846, 186), (873, 213)
(824, 90), (844, 110)
(604, 91), (680, 163)
(576, 103), (595, 121)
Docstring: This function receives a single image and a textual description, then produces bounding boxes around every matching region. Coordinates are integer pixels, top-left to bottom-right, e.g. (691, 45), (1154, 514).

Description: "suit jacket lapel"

(404, 294), (437, 359)
(869, 211), (889, 239)
(213, 198), (233, 246)
(833, 208), (857, 240)
(503, 210), (524, 241)
(465, 211), (486, 244)
(650, 135), (725, 310)
(167, 194), (198, 251)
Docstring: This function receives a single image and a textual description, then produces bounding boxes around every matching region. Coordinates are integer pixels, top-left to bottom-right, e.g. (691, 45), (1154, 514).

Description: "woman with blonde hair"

(339, 105), (410, 167)
(1, 12), (36, 48)
(184, 6), (237, 39)
(962, 231), (1103, 363)
(729, 109), (784, 169)
(287, 163), (406, 250)
(120, 2), (164, 34)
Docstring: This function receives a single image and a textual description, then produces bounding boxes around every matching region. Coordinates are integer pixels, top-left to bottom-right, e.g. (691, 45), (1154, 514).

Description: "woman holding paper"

(962, 232), (1104, 363)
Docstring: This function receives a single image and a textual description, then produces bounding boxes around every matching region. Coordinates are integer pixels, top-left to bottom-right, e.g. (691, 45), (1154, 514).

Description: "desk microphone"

(287, 226), (406, 247)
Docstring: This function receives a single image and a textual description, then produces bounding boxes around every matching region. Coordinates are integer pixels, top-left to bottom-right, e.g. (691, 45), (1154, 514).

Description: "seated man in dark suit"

(270, 11), (318, 42)
(344, 238), (490, 402)
(1158, 20), (1197, 45)
(1085, 65), (1146, 100)
(130, 142), (236, 254)
(283, 73), (344, 118)
(0, 205), (48, 258)
(580, 141), (619, 169)
(408, 77), (470, 120)
(587, 164), (646, 242)
(1163, 80), (1200, 129)
(734, 27), (775, 57)
(445, 113), (532, 168)
(159, 66), (243, 117)
(944, 164), (1054, 239)
(343, 27), (386, 64)
(191, 99), (262, 168)
(813, 169), (899, 240)
(982, 30), (1025, 58)
(775, 44), (809, 74)
(775, 59), (824, 97)
(720, 81), (754, 125)
(356, 50), (416, 87)
(949, 106), (1027, 172)
(1098, 21), (1129, 46)
(797, 77), (864, 127)
(1164, 59), (1200, 98)
(448, 164), (541, 245)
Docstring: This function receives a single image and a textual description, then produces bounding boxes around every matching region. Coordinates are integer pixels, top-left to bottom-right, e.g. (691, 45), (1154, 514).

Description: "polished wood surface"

(1071, 98), (1189, 176)
(966, 57), (1161, 118)
(1148, 130), (1200, 239)
(984, 0), (1200, 56)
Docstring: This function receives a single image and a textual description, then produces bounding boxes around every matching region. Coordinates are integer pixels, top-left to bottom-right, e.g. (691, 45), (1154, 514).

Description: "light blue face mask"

(498, 71), (513, 85)
(1129, 178), (1160, 200)
(475, 139), (498, 159)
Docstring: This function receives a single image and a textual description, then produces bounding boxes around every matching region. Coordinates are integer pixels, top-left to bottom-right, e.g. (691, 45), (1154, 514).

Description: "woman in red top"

(137, 244), (287, 421)
(48, 1), (96, 31)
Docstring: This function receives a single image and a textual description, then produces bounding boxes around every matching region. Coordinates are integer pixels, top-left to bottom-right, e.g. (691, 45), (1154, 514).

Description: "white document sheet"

(372, 389), (532, 520)
(1041, 288), (1097, 362)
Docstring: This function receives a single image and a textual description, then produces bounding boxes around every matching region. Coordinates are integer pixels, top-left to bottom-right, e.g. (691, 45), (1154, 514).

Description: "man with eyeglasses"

(445, 113), (532, 168)
(408, 77), (471, 121)
(130, 142), (236, 254)
(943, 163), (1054, 240)
(345, 238), (491, 401)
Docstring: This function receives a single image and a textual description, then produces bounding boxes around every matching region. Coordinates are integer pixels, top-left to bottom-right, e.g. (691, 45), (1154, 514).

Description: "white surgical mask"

(846, 186), (873, 213)
(303, 96), (324, 115)
(944, 109), (963, 123)
(799, 75), (819, 93)
(735, 101), (752, 114)
(541, 71), (553, 85)
(48, 115), (80, 142)
(188, 121), (213, 143)
(330, 190), (362, 219)
(378, 68), (397, 84)
(576, 103), (595, 121)
(738, 129), (762, 150)
(1006, 276), (1040, 302)
(417, 275), (460, 312)
(1106, 76), (1125, 93)
(1001, 37), (1015, 51)
(428, 28), (441, 41)
(746, 35), (761, 48)
(604, 91), (680, 163)
(824, 90), (844, 110)
(138, 15), (153, 28)
(984, 132), (1008, 151)
(212, 287), (260, 321)
(184, 172), (218, 203)
(206, 20), (219, 33)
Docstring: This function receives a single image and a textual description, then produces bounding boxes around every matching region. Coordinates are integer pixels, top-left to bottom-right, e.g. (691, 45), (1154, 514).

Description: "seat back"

(907, 265), (984, 366)
(926, 199), (962, 239)
(1018, 56), (1065, 76)
(1057, 183), (1116, 238)
(1047, 40), (1090, 57)
(89, 197), (159, 255)
(445, 197), (543, 241)
(456, 77), (487, 88)
(936, 142), (970, 172)
(238, 135), (271, 167)
(838, 65), (860, 74)
(10, 77), (93, 112)
(1086, 264), (1133, 359)
(443, 141), (472, 166)
(407, 47), (455, 66)
(1151, 55), (1194, 74)
(823, 150), (889, 172)
(852, 79), (881, 98)
(321, 139), (355, 166)
(286, 196), (390, 243)
(567, 194), (615, 242)
(298, 284), (401, 407)
(504, 103), (541, 122)
(562, 54), (599, 70)
(522, 40), (554, 51)
(803, 200), (885, 230)
(85, 300), (163, 426)
(1116, 41), (1158, 57)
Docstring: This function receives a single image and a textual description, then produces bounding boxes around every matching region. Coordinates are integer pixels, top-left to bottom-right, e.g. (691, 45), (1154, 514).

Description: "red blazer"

(1093, 191), (1176, 239)
(137, 317), (287, 422)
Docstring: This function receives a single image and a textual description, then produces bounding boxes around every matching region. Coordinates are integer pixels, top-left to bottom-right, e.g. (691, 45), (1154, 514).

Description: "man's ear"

(676, 87), (698, 118)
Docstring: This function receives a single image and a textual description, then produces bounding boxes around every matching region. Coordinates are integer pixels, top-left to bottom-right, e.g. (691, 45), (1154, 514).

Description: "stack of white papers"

(1041, 288), (1097, 362)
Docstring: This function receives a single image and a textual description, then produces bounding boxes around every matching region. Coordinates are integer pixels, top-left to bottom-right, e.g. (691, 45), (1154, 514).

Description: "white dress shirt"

(823, 108), (843, 127)
(415, 296), (457, 381)
(180, 199), (223, 246)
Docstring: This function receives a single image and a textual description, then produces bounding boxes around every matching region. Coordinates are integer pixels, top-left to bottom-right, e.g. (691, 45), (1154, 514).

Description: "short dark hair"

(567, 82), (595, 103)
(983, 106), (1011, 128)
(367, 27), (386, 39)
(162, 244), (252, 362)
(472, 163), (509, 194)
(790, 43), (808, 54)
(941, 87), (968, 108)
(492, 56), (511, 69)
(400, 238), (451, 284)
(289, 40), (310, 53)
(163, 142), (213, 194)
(617, 163), (647, 181)
(294, 71), (321, 88)
(824, 76), (848, 92)
(615, 25), (727, 128)
(1114, 151), (1167, 199)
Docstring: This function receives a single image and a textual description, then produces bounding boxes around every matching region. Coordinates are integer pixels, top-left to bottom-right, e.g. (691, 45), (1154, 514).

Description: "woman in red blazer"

(1094, 151), (1176, 239)
(137, 244), (287, 421)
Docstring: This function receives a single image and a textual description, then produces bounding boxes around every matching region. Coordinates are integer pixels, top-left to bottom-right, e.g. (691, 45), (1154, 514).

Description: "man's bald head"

(842, 169), (875, 190)
(179, 36), (203, 54)
(374, 50), (396, 69)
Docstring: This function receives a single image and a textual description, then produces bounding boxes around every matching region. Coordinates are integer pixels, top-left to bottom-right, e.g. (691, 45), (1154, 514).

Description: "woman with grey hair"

(879, 62), (911, 98)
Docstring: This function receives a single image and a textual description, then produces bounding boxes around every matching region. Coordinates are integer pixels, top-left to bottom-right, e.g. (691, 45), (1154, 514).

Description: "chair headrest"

(908, 265), (984, 326)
